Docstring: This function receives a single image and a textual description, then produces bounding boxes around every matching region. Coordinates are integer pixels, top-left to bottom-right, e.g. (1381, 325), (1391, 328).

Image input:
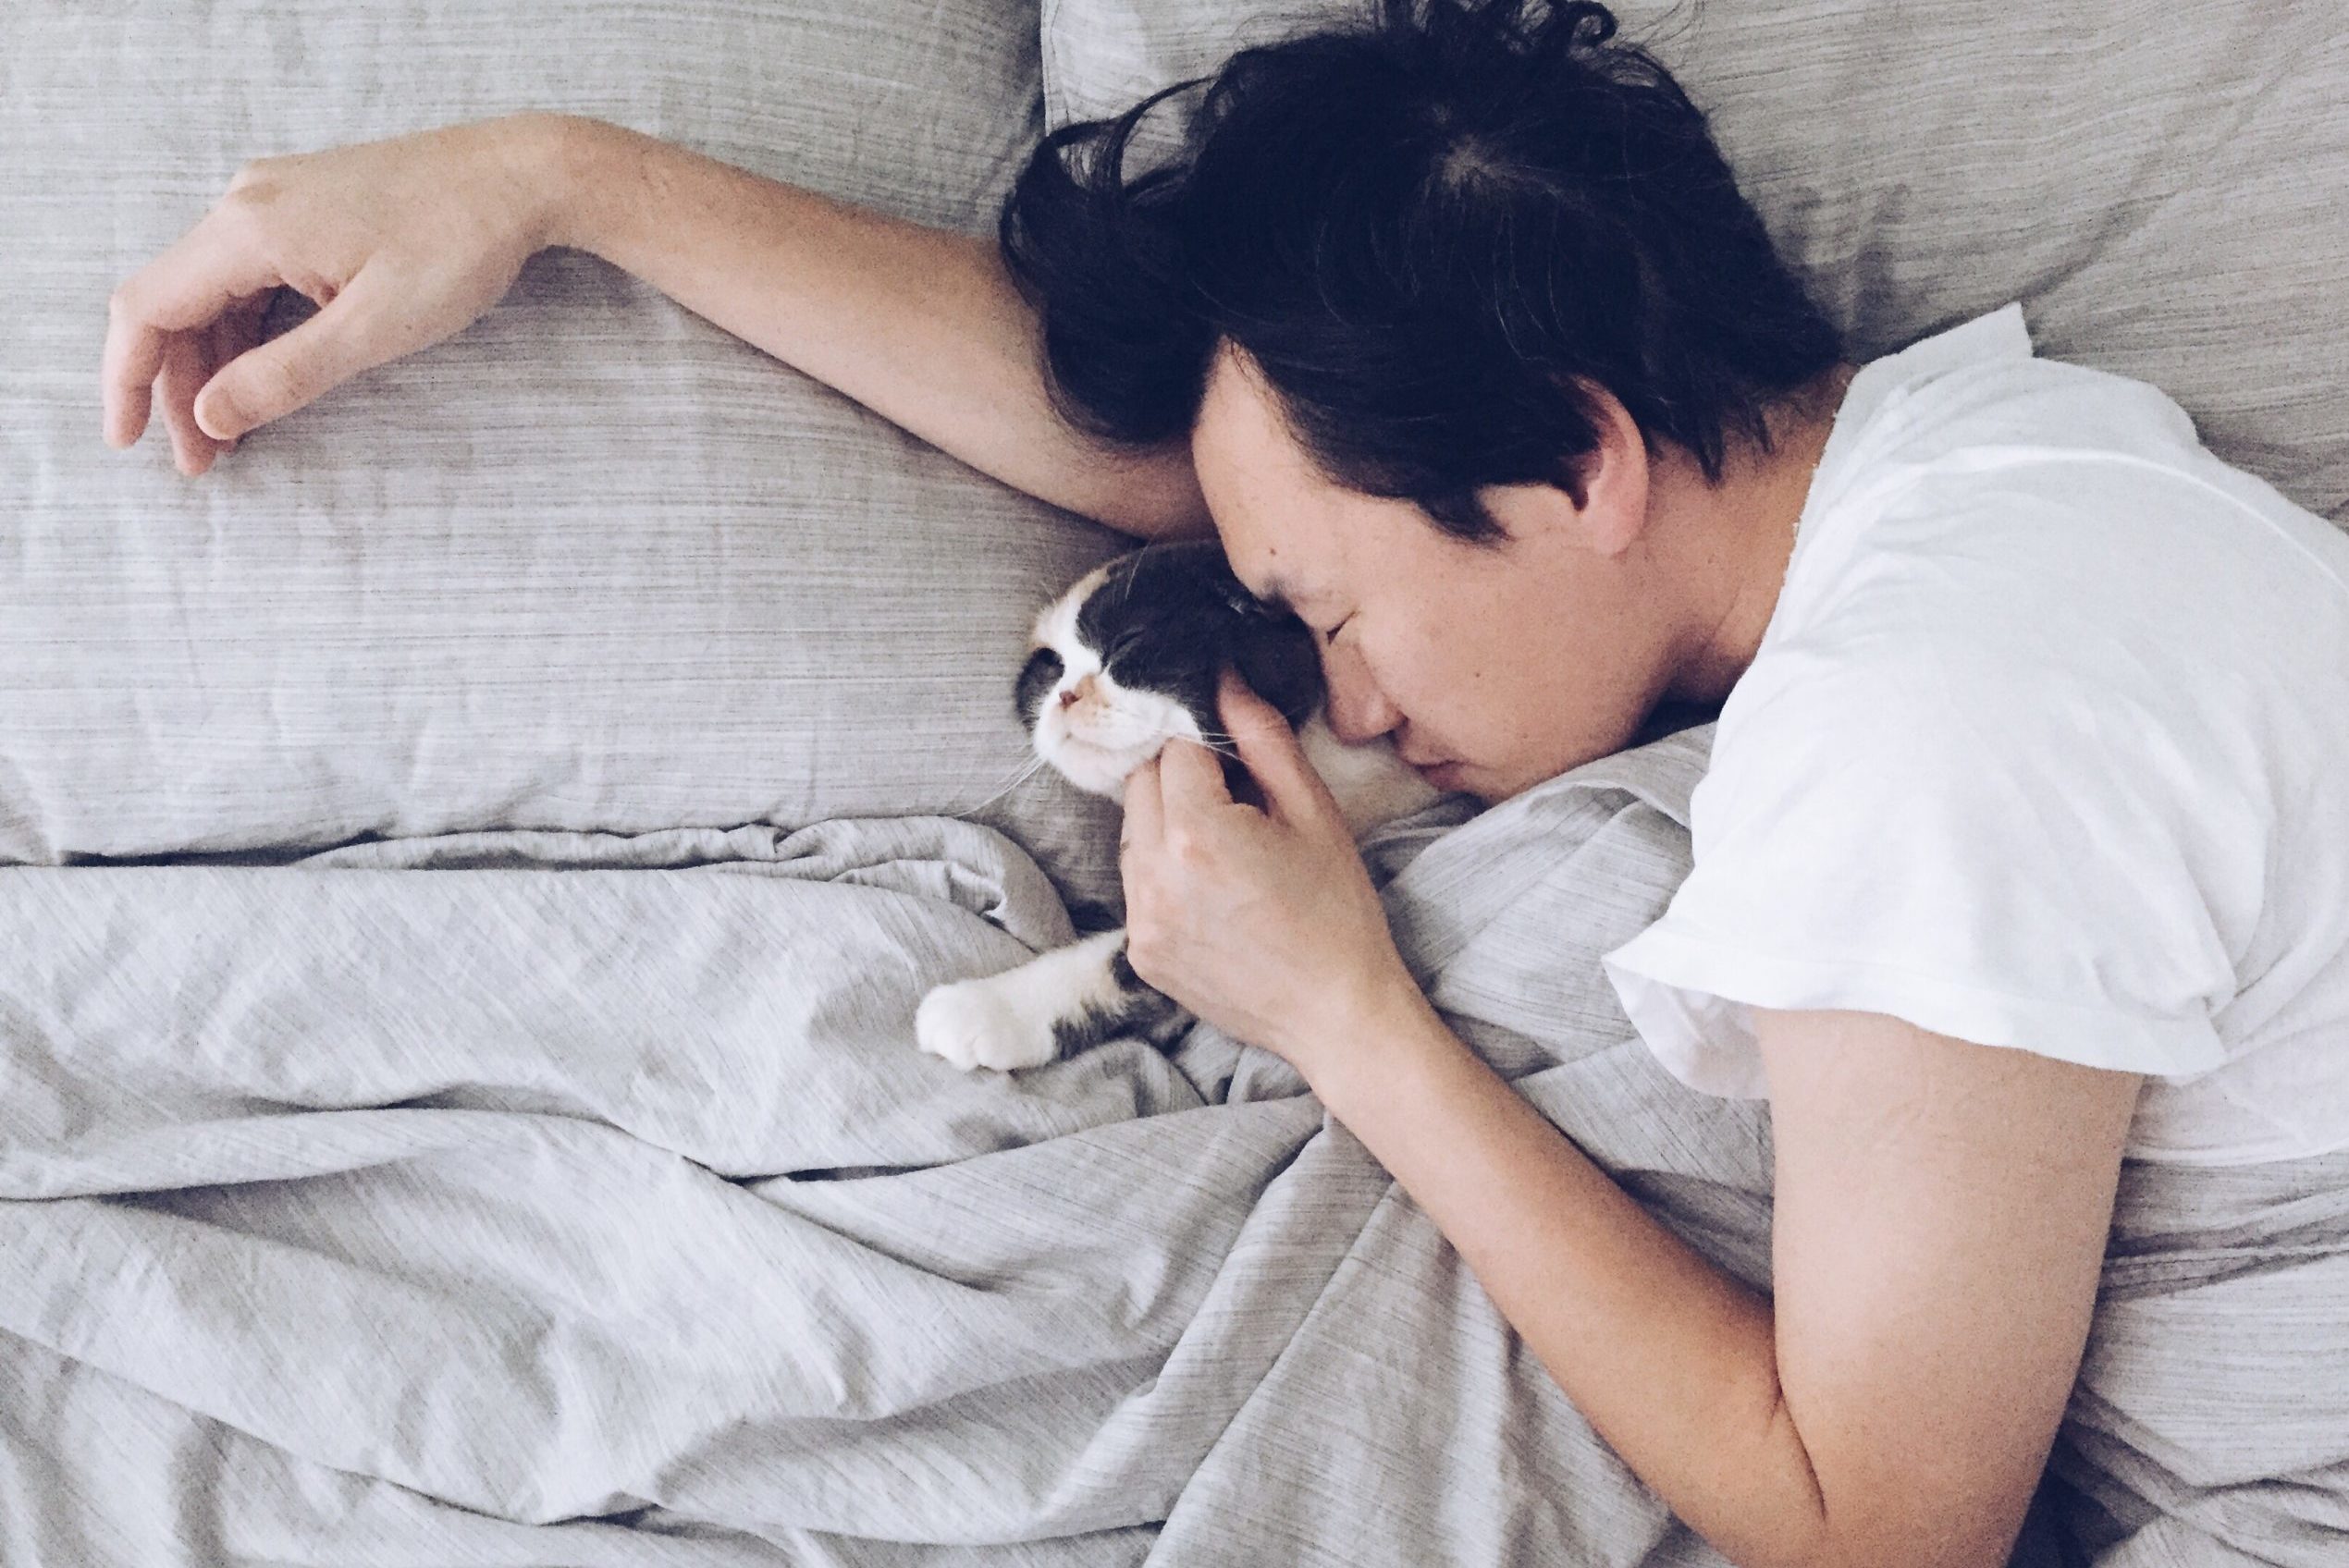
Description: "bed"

(4, 2), (2345, 1563)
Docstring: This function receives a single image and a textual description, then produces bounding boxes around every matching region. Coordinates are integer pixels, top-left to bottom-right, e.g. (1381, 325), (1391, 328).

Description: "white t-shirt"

(1600, 303), (2349, 1166)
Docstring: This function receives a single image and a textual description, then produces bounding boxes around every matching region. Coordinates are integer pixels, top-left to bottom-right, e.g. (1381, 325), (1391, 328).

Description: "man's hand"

(102, 113), (569, 475)
(1119, 668), (1418, 1068)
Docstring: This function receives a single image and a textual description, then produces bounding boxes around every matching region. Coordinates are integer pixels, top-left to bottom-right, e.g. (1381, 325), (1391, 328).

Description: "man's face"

(1191, 344), (1682, 804)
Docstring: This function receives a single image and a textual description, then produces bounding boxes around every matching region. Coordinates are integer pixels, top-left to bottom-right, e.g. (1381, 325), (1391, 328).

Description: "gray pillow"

(1039, 0), (2349, 532)
(2, 0), (1131, 909)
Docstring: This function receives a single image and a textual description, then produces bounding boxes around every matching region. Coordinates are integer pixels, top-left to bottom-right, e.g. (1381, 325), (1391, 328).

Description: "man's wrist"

(500, 111), (614, 256)
(1291, 967), (1458, 1109)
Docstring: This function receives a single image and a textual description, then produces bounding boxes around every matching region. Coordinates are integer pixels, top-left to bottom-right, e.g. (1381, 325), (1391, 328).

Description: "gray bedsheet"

(1, 728), (2342, 1566)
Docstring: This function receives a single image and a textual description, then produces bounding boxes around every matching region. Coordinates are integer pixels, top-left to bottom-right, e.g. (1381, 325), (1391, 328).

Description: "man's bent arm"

(1303, 982), (2136, 1568)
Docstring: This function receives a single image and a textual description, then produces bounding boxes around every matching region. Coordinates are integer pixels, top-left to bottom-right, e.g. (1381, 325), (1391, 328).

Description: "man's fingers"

(1121, 753), (1164, 853)
(104, 214), (288, 449)
(1217, 670), (1337, 826)
(105, 340), (158, 451)
(1157, 734), (1234, 817)
(155, 329), (223, 478)
(113, 212), (289, 334)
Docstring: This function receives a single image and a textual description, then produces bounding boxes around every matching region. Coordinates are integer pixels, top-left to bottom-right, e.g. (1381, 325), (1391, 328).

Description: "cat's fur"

(916, 540), (1442, 1072)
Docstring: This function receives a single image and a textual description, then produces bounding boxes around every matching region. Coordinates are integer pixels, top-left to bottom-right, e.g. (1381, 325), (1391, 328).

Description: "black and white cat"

(916, 539), (1444, 1072)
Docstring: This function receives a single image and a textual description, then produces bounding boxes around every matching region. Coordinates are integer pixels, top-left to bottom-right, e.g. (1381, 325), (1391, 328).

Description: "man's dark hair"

(998, 0), (1844, 544)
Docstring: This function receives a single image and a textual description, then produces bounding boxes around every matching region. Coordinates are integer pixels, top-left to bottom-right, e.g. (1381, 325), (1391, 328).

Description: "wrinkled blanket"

(1, 728), (2342, 1567)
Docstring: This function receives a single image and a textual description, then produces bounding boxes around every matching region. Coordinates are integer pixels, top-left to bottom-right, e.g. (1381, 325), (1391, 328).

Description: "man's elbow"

(1740, 1495), (2026, 1568)
(1072, 445), (1216, 542)
(1085, 484), (1215, 542)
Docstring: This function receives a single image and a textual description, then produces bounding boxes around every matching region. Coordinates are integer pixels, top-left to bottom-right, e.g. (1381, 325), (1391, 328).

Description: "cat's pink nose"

(1058, 675), (1097, 709)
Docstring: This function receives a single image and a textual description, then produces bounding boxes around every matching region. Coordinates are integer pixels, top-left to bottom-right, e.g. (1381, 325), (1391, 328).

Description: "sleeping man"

(101, 2), (2349, 1563)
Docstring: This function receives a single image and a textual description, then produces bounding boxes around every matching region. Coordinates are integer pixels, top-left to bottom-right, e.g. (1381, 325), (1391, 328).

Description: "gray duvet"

(1, 728), (2342, 1566)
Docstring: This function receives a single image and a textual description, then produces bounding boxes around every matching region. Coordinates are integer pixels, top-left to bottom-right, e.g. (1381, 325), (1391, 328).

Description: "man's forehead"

(1194, 348), (1340, 610)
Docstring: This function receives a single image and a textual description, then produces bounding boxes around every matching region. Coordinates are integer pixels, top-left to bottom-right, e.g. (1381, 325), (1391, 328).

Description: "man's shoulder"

(1833, 353), (2201, 510)
(1788, 353), (2347, 705)
(1842, 306), (2201, 475)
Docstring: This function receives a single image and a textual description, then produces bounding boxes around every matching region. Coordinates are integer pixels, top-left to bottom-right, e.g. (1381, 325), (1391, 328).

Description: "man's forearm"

(509, 112), (1209, 539)
(1306, 984), (1833, 1568)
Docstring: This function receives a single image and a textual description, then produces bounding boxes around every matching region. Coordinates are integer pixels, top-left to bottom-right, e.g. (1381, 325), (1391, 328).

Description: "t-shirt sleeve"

(1601, 643), (2242, 1098)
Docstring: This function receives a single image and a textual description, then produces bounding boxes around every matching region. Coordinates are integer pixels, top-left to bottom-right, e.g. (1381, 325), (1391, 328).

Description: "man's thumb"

(191, 374), (256, 443)
(192, 285), (379, 442)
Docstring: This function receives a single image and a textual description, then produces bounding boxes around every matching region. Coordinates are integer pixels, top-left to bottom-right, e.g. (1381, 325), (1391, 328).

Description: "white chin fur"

(1049, 741), (1149, 800)
(1038, 692), (1199, 800)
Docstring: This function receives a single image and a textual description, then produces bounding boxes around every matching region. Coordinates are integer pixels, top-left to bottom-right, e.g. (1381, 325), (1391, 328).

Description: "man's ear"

(1494, 377), (1651, 558)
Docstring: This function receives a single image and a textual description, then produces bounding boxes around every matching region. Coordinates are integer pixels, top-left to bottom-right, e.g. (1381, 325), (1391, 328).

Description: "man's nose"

(1320, 648), (1400, 745)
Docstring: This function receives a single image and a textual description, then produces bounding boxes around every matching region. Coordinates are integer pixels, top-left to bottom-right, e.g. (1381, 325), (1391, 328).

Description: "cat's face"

(1019, 541), (1324, 801)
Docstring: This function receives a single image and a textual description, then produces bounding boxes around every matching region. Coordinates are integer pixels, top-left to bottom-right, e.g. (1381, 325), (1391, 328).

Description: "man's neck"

(1660, 361), (1859, 708)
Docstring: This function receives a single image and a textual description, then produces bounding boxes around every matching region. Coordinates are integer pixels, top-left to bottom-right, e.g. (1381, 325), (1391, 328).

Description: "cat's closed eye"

(1015, 647), (1065, 723)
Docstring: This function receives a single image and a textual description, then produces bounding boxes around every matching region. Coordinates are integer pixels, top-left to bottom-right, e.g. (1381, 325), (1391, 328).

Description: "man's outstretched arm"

(542, 115), (1211, 538)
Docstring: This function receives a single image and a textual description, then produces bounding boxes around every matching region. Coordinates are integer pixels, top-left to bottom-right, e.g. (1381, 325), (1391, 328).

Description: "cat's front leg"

(916, 927), (1179, 1072)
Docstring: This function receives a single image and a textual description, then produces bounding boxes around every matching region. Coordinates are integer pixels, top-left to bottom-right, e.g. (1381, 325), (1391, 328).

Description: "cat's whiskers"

(945, 751), (1054, 820)
(1173, 732), (1246, 762)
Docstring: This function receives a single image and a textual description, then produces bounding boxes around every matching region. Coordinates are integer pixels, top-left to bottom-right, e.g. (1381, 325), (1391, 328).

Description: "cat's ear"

(1226, 619), (1323, 730)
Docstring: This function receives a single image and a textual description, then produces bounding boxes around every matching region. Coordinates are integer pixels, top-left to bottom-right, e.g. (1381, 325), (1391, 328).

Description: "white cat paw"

(915, 978), (1062, 1072)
